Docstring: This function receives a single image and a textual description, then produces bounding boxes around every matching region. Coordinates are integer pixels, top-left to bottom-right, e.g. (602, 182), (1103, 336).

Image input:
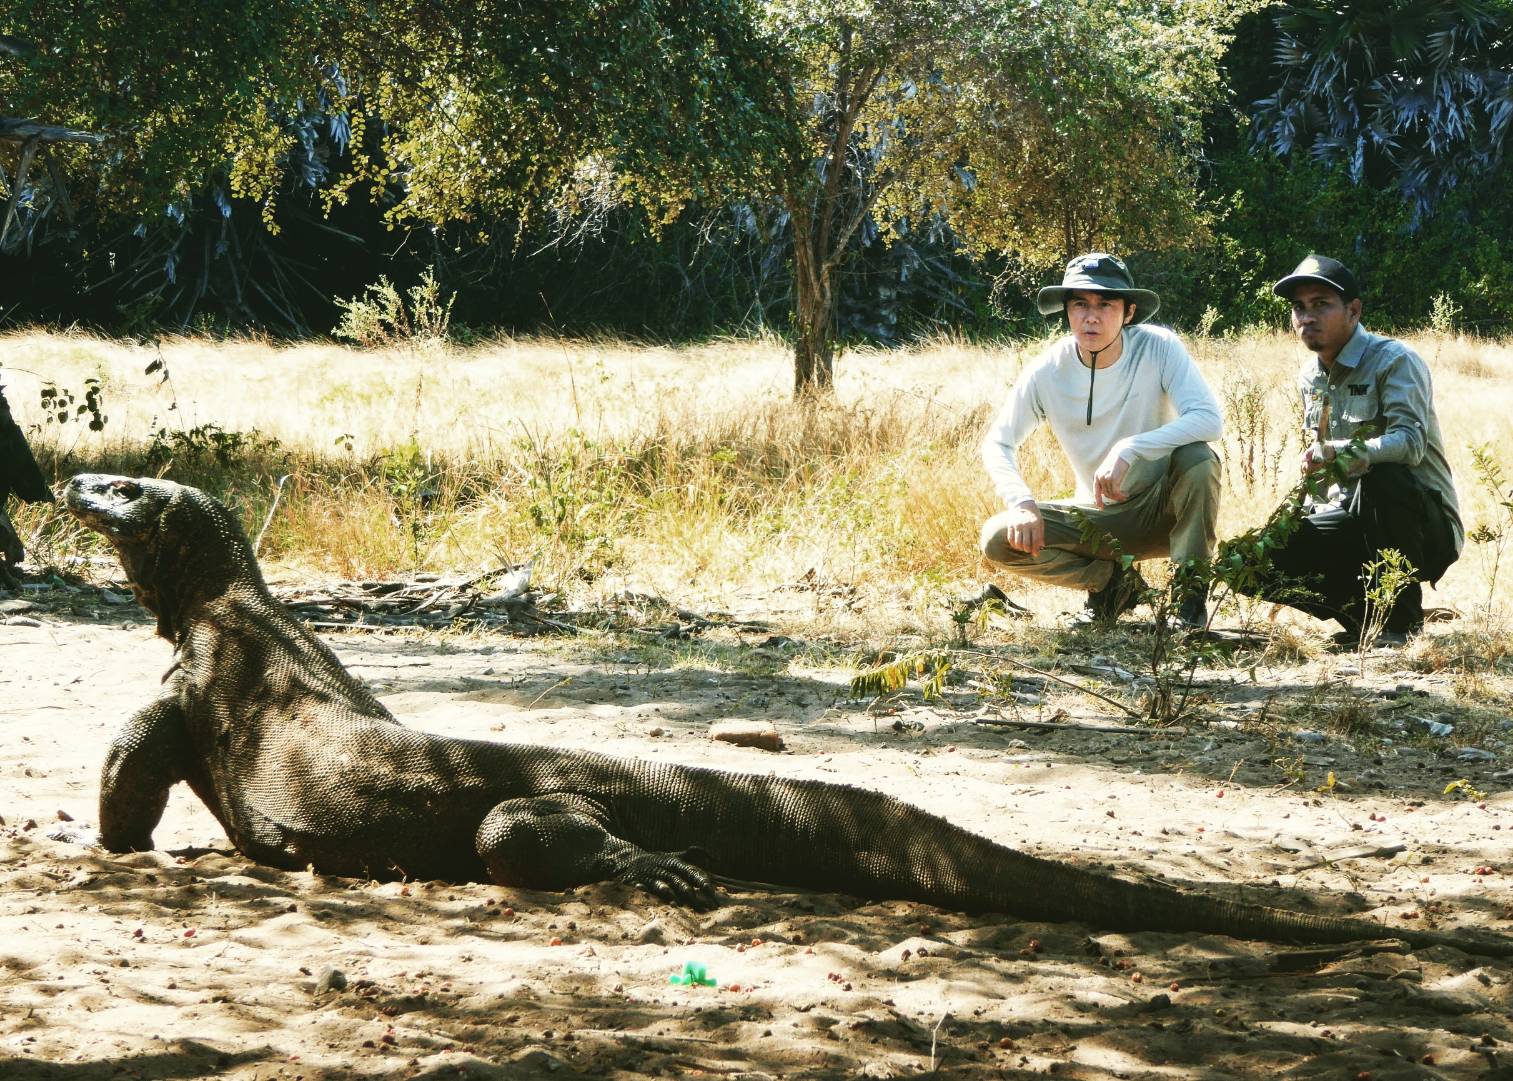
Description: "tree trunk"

(790, 204), (835, 395)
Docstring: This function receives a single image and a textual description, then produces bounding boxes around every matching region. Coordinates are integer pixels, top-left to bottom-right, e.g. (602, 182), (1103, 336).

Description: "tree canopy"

(0, 0), (795, 228)
(1251, 0), (1513, 220)
(768, 0), (1247, 387)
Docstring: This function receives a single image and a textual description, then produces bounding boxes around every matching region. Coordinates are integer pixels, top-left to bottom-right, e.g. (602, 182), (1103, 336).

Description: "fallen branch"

(252, 474), (291, 556)
(989, 654), (1143, 719)
(1293, 843), (1407, 872)
(974, 715), (1183, 736)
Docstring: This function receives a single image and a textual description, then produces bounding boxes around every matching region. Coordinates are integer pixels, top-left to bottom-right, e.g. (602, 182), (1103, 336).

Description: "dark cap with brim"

(1273, 255), (1361, 302)
(1036, 253), (1159, 323)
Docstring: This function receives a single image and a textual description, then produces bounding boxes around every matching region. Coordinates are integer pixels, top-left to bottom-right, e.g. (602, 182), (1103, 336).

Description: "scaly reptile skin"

(64, 473), (1513, 956)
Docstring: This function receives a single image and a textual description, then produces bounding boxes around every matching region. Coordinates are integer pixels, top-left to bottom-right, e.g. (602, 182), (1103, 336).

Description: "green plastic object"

(668, 962), (717, 987)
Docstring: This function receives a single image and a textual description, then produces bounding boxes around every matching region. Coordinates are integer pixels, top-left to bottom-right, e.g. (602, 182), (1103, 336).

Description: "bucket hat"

(1036, 253), (1160, 323)
(1272, 255), (1361, 302)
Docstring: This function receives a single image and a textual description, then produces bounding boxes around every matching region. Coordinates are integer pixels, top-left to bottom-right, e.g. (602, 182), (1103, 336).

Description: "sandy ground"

(3, 582), (1513, 1080)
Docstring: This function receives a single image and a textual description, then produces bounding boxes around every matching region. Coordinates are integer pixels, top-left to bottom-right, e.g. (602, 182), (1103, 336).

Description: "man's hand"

(1300, 441), (1335, 475)
(1093, 454), (1131, 509)
(1004, 502), (1044, 556)
(1301, 442), (1368, 478)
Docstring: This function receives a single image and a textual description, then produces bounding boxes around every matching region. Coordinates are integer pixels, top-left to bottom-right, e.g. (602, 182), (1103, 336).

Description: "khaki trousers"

(979, 442), (1221, 592)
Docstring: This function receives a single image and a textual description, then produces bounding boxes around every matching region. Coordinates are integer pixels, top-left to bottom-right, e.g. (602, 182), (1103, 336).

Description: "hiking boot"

(1073, 563), (1147, 625)
(1175, 588), (1209, 632)
(955, 582), (1031, 621)
(1329, 626), (1414, 650)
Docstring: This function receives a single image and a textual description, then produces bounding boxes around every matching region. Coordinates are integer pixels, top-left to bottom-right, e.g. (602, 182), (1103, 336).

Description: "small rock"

(709, 720), (784, 752)
(1296, 730), (1326, 743)
(0, 598), (37, 614)
(314, 968), (348, 994)
(1005, 739), (1030, 750)
(1455, 747), (1496, 761)
(1336, 665), (1360, 677)
(4, 616), (41, 627)
(98, 589), (131, 606)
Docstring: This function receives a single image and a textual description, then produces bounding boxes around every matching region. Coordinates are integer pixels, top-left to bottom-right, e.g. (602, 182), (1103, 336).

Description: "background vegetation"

(10, 326), (1512, 621)
(6, 1), (1509, 374)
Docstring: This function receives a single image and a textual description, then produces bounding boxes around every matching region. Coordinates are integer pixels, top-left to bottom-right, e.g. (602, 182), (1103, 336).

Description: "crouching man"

(979, 253), (1223, 627)
(1232, 255), (1460, 643)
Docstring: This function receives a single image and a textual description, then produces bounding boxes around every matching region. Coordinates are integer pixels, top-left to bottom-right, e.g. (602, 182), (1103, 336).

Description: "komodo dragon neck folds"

(65, 473), (1512, 957)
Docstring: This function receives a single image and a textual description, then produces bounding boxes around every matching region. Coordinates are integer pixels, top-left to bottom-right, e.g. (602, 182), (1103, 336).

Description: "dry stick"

(929, 1012), (949, 1073)
(973, 652), (1144, 720)
(1293, 843), (1407, 872)
(525, 677), (572, 709)
(252, 474), (292, 557)
(974, 715), (1185, 736)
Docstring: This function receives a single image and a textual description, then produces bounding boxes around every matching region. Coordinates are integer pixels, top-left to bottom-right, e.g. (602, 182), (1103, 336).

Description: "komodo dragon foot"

(475, 796), (720, 908)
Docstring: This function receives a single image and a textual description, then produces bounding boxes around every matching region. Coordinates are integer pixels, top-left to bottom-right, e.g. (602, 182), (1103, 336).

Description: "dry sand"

(2, 583), (1512, 1080)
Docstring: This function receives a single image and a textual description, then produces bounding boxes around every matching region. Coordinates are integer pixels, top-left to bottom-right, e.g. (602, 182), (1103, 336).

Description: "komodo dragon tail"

(670, 768), (1513, 957)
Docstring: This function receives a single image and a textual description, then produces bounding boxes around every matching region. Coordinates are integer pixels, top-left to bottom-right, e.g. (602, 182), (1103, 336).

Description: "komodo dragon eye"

(106, 480), (143, 503)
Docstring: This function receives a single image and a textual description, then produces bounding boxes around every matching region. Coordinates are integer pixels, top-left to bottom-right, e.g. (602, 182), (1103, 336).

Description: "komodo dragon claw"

(611, 851), (721, 909)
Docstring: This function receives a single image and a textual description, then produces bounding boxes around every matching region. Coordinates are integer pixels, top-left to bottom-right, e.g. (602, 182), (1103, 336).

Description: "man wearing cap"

(977, 253), (1223, 627)
(1234, 255), (1460, 641)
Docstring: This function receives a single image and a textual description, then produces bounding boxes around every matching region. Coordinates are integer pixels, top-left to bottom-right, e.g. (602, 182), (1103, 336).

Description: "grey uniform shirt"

(1301, 325), (1462, 552)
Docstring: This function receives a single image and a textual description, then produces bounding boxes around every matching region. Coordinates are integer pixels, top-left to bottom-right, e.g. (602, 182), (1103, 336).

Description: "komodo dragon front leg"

(475, 794), (719, 906)
(99, 692), (194, 852)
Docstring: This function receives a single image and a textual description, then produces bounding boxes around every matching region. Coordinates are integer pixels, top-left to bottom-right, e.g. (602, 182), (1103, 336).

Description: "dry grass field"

(3, 327), (1513, 1080)
(7, 326), (1513, 621)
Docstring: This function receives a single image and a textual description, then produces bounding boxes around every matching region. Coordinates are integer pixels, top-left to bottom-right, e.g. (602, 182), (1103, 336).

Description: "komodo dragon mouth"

(59, 471), (1513, 959)
(66, 475), (152, 532)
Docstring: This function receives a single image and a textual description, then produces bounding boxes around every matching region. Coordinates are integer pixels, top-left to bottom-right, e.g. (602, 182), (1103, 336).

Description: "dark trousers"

(1237, 464), (1455, 633)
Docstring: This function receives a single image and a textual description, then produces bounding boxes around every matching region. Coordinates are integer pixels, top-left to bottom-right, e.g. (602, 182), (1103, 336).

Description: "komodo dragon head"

(65, 473), (264, 641)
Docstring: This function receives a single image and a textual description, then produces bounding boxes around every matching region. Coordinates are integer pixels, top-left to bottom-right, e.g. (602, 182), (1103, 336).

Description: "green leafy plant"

(850, 651), (953, 702)
(1357, 547), (1416, 657)
(146, 422), (280, 469)
(1056, 434), (1372, 724)
(1466, 442), (1513, 608)
(1428, 291), (1463, 335)
(1444, 778), (1488, 802)
(333, 267), (455, 350)
(38, 378), (107, 432)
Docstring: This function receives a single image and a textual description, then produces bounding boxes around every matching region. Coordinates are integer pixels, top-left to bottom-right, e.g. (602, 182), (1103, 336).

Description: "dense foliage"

(1250, 0), (1513, 221)
(2, 0), (1511, 345)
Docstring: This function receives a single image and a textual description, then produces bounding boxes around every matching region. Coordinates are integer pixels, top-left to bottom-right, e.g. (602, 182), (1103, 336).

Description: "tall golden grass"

(6, 326), (1513, 632)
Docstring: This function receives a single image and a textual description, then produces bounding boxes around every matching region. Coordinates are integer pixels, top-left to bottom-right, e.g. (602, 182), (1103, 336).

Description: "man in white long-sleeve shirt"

(978, 253), (1222, 627)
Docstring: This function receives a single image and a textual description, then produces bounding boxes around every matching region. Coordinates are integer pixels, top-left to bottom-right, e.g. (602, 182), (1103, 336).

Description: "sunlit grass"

(6, 326), (1513, 639)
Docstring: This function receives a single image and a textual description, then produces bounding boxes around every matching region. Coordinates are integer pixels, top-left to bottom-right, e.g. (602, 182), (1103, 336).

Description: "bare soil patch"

(2, 580), (1511, 1080)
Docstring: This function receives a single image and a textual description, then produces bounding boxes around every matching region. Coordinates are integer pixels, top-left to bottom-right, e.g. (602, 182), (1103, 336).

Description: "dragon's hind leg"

(474, 794), (718, 907)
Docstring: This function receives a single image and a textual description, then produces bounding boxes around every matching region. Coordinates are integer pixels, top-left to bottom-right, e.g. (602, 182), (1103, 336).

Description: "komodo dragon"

(64, 472), (1513, 957)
